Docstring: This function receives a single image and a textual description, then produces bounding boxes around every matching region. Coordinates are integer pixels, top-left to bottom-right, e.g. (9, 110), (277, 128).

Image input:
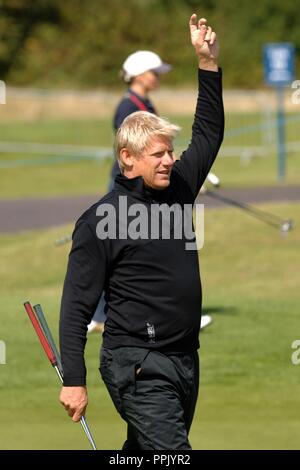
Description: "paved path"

(0, 185), (299, 234)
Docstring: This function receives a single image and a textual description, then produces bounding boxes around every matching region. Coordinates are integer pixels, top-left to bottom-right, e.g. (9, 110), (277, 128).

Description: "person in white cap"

(109, 50), (172, 189)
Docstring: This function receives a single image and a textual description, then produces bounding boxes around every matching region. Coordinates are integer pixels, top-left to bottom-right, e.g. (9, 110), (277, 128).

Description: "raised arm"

(173, 14), (224, 200)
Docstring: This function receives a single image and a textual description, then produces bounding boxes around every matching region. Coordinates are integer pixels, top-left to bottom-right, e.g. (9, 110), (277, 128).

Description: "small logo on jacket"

(146, 323), (156, 343)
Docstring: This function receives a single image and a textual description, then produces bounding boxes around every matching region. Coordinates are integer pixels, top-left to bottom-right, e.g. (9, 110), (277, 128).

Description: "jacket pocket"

(99, 346), (150, 411)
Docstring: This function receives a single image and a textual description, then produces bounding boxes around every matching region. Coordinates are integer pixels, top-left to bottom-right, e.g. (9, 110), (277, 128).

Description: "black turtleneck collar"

(114, 173), (166, 202)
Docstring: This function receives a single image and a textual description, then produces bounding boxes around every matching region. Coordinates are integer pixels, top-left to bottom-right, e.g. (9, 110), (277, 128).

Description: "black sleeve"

(114, 99), (140, 130)
(173, 68), (224, 200)
(59, 219), (107, 386)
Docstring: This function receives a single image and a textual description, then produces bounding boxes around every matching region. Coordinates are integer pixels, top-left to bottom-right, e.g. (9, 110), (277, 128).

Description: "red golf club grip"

(24, 301), (57, 366)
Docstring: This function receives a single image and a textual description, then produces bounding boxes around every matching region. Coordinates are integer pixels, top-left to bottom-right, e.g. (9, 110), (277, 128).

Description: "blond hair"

(115, 111), (181, 172)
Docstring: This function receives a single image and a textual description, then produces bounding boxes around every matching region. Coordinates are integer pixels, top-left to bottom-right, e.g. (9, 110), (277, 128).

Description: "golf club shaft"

(205, 190), (286, 229)
(55, 235), (72, 247)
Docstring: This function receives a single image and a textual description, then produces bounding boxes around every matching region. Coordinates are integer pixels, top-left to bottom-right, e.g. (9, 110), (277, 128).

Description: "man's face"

(128, 136), (175, 190)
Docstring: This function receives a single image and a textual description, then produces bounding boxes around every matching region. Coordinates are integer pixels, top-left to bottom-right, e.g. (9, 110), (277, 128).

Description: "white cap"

(122, 50), (172, 82)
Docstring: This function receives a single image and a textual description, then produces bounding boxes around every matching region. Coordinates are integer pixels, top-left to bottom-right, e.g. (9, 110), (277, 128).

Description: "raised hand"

(189, 14), (219, 69)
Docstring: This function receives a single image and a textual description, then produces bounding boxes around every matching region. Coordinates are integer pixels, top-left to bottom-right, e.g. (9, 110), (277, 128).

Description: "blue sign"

(263, 43), (295, 86)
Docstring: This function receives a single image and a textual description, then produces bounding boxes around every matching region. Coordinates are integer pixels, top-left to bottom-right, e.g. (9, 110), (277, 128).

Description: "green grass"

(0, 202), (299, 449)
(0, 118), (114, 146)
(0, 113), (299, 198)
(176, 112), (300, 187)
(211, 151), (300, 187)
(0, 157), (112, 198)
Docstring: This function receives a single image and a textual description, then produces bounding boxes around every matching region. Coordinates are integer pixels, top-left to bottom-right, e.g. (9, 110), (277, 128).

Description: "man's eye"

(152, 150), (173, 158)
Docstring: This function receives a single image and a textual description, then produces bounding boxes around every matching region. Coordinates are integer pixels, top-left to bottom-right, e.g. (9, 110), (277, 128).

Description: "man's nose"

(162, 152), (174, 166)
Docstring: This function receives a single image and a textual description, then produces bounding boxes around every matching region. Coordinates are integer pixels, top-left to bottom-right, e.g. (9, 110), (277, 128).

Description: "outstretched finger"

(198, 23), (208, 41)
(205, 26), (212, 42)
(209, 31), (217, 45)
(189, 14), (198, 33)
(198, 17), (207, 28)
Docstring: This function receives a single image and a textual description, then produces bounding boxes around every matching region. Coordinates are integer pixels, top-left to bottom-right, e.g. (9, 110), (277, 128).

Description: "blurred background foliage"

(0, 0), (299, 89)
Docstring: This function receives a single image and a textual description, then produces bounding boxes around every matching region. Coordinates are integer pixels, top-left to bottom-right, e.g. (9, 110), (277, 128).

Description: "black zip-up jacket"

(60, 68), (224, 386)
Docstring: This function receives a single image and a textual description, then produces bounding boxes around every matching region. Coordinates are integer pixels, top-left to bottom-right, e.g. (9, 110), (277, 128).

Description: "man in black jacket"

(59, 14), (224, 450)
(87, 50), (171, 332)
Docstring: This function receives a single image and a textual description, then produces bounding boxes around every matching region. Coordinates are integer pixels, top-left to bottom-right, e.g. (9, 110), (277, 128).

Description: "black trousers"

(99, 346), (199, 450)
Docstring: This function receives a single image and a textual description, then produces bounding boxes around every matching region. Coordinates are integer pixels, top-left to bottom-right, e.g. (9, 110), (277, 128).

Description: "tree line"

(0, 0), (299, 88)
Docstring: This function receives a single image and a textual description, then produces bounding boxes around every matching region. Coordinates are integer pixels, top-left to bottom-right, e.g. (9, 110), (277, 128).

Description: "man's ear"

(119, 148), (134, 170)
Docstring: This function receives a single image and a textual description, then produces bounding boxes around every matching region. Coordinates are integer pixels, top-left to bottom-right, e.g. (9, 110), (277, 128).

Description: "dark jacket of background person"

(60, 68), (224, 386)
(113, 89), (156, 130)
